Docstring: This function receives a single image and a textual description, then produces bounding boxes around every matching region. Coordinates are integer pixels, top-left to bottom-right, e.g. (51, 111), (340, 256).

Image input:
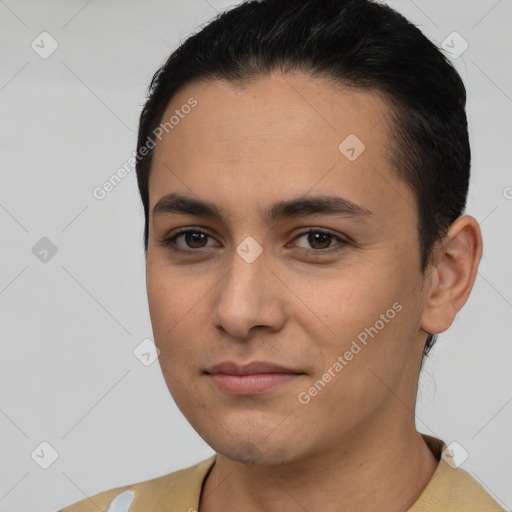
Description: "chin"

(172, 388), (312, 464)
(216, 439), (301, 466)
(194, 418), (306, 467)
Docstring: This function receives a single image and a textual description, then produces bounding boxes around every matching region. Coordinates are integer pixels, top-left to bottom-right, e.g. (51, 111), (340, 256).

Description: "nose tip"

(212, 251), (286, 341)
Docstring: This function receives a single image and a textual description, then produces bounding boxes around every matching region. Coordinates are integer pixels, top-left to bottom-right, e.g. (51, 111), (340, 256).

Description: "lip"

(206, 360), (300, 375)
(205, 361), (305, 395)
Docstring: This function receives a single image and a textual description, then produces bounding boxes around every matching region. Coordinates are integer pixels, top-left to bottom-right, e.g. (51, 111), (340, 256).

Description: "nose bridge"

(222, 241), (268, 308)
(212, 239), (283, 338)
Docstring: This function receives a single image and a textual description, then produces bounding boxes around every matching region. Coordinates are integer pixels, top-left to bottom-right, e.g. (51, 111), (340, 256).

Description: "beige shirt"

(59, 435), (505, 511)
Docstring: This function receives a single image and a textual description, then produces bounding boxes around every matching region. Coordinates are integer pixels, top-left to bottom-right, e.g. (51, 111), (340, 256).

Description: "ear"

(420, 215), (483, 335)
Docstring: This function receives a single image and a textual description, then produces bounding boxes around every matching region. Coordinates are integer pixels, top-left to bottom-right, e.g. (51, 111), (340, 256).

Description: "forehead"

(158, 72), (393, 151)
(149, 71), (415, 223)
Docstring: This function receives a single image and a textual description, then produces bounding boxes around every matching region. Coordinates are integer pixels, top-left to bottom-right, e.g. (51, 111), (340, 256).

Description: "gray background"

(0, 0), (511, 510)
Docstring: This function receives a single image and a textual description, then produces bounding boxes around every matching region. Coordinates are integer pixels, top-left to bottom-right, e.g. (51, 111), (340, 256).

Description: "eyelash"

(158, 228), (348, 256)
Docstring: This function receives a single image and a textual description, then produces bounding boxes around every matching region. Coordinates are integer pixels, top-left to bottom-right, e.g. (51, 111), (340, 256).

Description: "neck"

(199, 411), (439, 512)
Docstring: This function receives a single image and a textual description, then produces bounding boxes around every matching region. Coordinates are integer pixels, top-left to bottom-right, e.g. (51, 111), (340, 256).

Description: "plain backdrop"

(0, 1), (511, 511)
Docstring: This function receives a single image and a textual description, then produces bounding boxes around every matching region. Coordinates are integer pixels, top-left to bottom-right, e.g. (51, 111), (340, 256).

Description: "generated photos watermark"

(298, 301), (403, 405)
(92, 97), (198, 201)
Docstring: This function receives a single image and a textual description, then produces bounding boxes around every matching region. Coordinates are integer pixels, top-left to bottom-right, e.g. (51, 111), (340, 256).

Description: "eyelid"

(291, 229), (347, 251)
(158, 227), (219, 251)
(159, 227), (348, 254)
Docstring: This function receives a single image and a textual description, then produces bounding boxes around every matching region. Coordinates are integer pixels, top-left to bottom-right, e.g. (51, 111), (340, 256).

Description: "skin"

(145, 71), (483, 512)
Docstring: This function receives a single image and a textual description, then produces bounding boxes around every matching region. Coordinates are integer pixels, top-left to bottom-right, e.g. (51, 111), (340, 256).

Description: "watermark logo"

(442, 441), (469, 468)
(32, 237), (58, 263)
(31, 31), (59, 59)
(236, 236), (263, 264)
(133, 338), (160, 366)
(441, 31), (469, 59)
(339, 134), (366, 161)
(31, 441), (59, 469)
(237, 442), (263, 464)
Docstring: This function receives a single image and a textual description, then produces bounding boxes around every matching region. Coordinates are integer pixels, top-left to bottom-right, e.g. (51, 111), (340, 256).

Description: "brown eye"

(293, 230), (345, 252)
(181, 231), (209, 249)
(159, 229), (219, 251)
(308, 232), (333, 250)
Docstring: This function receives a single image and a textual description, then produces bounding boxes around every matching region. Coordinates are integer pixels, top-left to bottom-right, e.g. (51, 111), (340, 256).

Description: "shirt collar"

(179, 434), (479, 511)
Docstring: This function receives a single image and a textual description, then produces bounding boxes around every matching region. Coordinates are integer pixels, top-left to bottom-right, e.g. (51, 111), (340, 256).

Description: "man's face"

(146, 72), (429, 465)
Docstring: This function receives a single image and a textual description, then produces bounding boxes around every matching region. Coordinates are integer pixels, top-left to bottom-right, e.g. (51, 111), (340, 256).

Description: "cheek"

(146, 271), (174, 341)
(292, 260), (416, 374)
(293, 263), (399, 332)
(146, 266), (190, 354)
(146, 264), (212, 370)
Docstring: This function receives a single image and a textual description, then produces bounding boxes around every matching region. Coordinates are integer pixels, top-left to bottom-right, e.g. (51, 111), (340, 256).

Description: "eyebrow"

(152, 193), (375, 223)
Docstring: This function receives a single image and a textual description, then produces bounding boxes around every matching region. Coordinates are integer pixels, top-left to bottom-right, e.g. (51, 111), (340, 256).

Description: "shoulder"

(58, 455), (216, 512)
(434, 463), (505, 511)
(411, 436), (504, 511)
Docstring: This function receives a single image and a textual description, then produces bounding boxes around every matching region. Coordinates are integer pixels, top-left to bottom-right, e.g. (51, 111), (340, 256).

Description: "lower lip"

(207, 372), (301, 395)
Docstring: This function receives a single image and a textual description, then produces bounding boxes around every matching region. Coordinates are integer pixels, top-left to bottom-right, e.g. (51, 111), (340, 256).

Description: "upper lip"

(205, 361), (302, 375)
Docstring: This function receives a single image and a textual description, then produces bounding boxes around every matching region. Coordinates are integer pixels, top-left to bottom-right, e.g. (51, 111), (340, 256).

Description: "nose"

(211, 246), (286, 340)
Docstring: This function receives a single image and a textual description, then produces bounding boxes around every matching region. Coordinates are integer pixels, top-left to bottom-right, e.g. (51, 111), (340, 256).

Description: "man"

(60, 0), (504, 510)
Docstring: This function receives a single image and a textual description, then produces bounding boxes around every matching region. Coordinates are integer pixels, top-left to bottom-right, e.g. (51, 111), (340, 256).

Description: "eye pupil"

(186, 232), (208, 248)
(308, 232), (331, 249)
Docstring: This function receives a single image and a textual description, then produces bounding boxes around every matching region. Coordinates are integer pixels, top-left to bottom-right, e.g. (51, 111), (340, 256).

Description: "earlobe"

(420, 215), (483, 335)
